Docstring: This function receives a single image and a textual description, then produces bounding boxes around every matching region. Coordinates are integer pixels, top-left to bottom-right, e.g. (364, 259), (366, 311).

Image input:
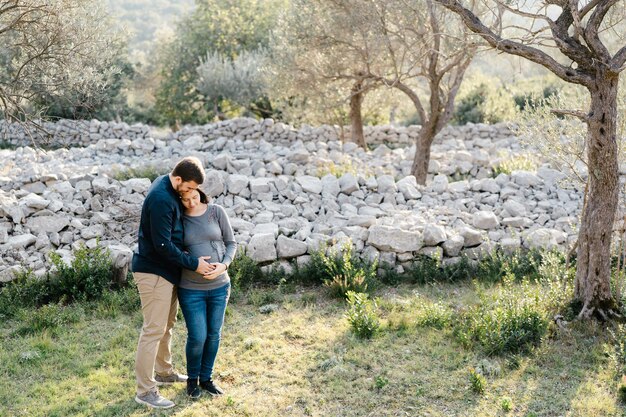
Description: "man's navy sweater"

(131, 175), (199, 285)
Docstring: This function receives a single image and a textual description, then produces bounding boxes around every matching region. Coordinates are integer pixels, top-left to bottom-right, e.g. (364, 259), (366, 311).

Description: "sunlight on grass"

(1, 283), (624, 416)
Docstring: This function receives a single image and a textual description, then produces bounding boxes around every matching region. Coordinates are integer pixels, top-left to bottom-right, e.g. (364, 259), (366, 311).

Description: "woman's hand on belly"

(203, 263), (227, 280)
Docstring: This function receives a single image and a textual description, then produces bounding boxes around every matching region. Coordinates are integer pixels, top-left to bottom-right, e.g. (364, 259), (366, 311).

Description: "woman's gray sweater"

(180, 204), (236, 290)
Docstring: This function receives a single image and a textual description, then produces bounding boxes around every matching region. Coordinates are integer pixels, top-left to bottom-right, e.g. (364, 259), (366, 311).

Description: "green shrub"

(452, 81), (515, 125)
(229, 252), (263, 291)
(49, 244), (115, 303)
(500, 396), (513, 412)
(0, 269), (53, 318)
(414, 300), (453, 330)
(455, 277), (549, 356)
(291, 251), (331, 286)
(17, 303), (84, 335)
(492, 154), (538, 176)
(374, 375), (389, 390)
(408, 255), (476, 284)
(322, 243), (377, 299)
(345, 291), (380, 339)
(514, 84), (559, 112)
(468, 367), (485, 394)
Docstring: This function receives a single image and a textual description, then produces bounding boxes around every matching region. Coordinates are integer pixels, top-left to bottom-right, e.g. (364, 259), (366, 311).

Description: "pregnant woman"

(178, 188), (236, 399)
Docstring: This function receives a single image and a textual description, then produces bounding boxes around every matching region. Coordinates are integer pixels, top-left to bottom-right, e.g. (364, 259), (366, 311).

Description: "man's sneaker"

(155, 372), (188, 385)
(200, 379), (224, 396)
(134, 390), (175, 409)
(187, 378), (201, 400)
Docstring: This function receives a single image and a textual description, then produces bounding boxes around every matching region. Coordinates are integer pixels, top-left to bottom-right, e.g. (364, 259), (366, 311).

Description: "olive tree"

(271, 0), (477, 182)
(0, 0), (124, 127)
(437, 0), (626, 320)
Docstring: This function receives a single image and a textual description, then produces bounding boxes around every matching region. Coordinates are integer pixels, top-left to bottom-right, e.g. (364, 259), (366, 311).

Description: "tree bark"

(574, 74), (620, 320)
(349, 80), (367, 149)
(411, 122), (438, 185)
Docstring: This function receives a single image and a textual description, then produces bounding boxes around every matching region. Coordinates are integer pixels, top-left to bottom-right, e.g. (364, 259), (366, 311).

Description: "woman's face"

(181, 189), (201, 210)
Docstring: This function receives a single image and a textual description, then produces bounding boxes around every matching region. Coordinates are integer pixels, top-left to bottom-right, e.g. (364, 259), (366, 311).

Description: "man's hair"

(172, 157), (205, 184)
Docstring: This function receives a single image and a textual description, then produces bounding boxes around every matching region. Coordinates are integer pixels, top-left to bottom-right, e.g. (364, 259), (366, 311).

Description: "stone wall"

(0, 117), (574, 283)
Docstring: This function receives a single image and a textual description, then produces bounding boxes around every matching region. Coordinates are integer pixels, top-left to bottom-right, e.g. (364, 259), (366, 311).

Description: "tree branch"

(436, 0), (593, 87)
(550, 108), (589, 123)
(582, 0), (616, 62)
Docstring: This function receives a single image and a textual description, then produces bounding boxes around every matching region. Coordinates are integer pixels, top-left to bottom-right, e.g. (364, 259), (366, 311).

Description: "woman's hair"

(197, 188), (209, 204)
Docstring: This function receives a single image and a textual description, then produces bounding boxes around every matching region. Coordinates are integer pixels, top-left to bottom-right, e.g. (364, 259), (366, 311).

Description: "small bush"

(49, 244), (115, 303)
(414, 300), (453, 330)
(374, 375), (389, 390)
(492, 154), (538, 176)
(513, 84), (559, 112)
(500, 396), (513, 412)
(291, 251), (333, 286)
(454, 277), (549, 356)
(322, 242), (377, 299)
(468, 368), (485, 394)
(408, 255), (478, 284)
(0, 244), (120, 317)
(229, 252), (263, 291)
(0, 269), (52, 318)
(345, 291), (380, 339)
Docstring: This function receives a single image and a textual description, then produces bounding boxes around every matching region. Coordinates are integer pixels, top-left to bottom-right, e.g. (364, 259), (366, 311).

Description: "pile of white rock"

(0, 118), (580, 282)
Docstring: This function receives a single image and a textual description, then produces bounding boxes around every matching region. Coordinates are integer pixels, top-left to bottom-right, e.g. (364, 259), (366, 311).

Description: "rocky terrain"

(0, 118), (581, 282)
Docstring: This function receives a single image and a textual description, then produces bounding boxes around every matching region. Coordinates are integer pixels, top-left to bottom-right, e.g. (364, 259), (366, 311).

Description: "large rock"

(296, 176), (323, 194)
(459, 226), (484, 247)
(25, 215), (70, 234)
(247, 233), (277, 263)
(204, 170), (225, 197)
(339, 173), (359, 194)
(276, 235), (308, 258)
(423, 224), (447, 246)
(396, 176), (421, 200)
(367, 225), (422, 252)
(472, 211), (500, 230)
(524, 228), (567, 250)
(503, 200), (527, 217)
(511, 170), (541, 187)
(21, 193), (50, 209)
(0, 265), (21, 283)
(6, 233), (37, 250)
(442, 235), (464, 257)
(226, 174), (249, 195)
(431, 175), (448, 193)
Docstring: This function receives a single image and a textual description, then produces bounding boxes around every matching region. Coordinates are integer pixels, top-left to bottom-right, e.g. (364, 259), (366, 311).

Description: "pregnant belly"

(186, 242), (224, 263)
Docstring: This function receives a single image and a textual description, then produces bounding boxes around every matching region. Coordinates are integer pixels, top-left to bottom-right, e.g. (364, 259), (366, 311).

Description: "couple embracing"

(131, 157), (236, 408)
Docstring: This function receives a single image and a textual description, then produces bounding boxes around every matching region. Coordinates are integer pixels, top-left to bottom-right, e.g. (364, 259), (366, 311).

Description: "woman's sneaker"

(135, 390), (175, 409)
(187, 378), (202, 400)
(200, 379), (224, 396)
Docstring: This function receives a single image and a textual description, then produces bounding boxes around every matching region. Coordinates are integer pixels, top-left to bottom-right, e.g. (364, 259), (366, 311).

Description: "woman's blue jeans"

(178, 283), (230, 381)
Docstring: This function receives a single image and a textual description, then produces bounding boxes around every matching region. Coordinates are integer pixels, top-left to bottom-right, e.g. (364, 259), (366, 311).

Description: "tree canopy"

(0, 0), (126, 125)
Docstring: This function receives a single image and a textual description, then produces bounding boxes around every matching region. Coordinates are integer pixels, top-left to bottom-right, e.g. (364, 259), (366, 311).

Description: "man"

(132, 156), (214, 409)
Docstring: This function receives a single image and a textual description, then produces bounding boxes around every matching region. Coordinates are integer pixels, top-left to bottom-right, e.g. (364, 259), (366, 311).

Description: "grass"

(1, 280), (624, 417)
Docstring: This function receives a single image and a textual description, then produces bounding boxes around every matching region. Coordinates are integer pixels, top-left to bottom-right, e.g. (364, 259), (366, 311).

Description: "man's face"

(174, 179), (200, 194)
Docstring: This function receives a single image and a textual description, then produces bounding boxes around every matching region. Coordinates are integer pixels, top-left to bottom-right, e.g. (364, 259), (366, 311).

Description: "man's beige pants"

(134, 272), (178, 396)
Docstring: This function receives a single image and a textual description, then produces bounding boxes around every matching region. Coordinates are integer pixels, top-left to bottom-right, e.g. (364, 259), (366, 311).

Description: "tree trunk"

(349, 80), (367, 149)
(575, 75), (620, 320)
(411, 123), (438, 185)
